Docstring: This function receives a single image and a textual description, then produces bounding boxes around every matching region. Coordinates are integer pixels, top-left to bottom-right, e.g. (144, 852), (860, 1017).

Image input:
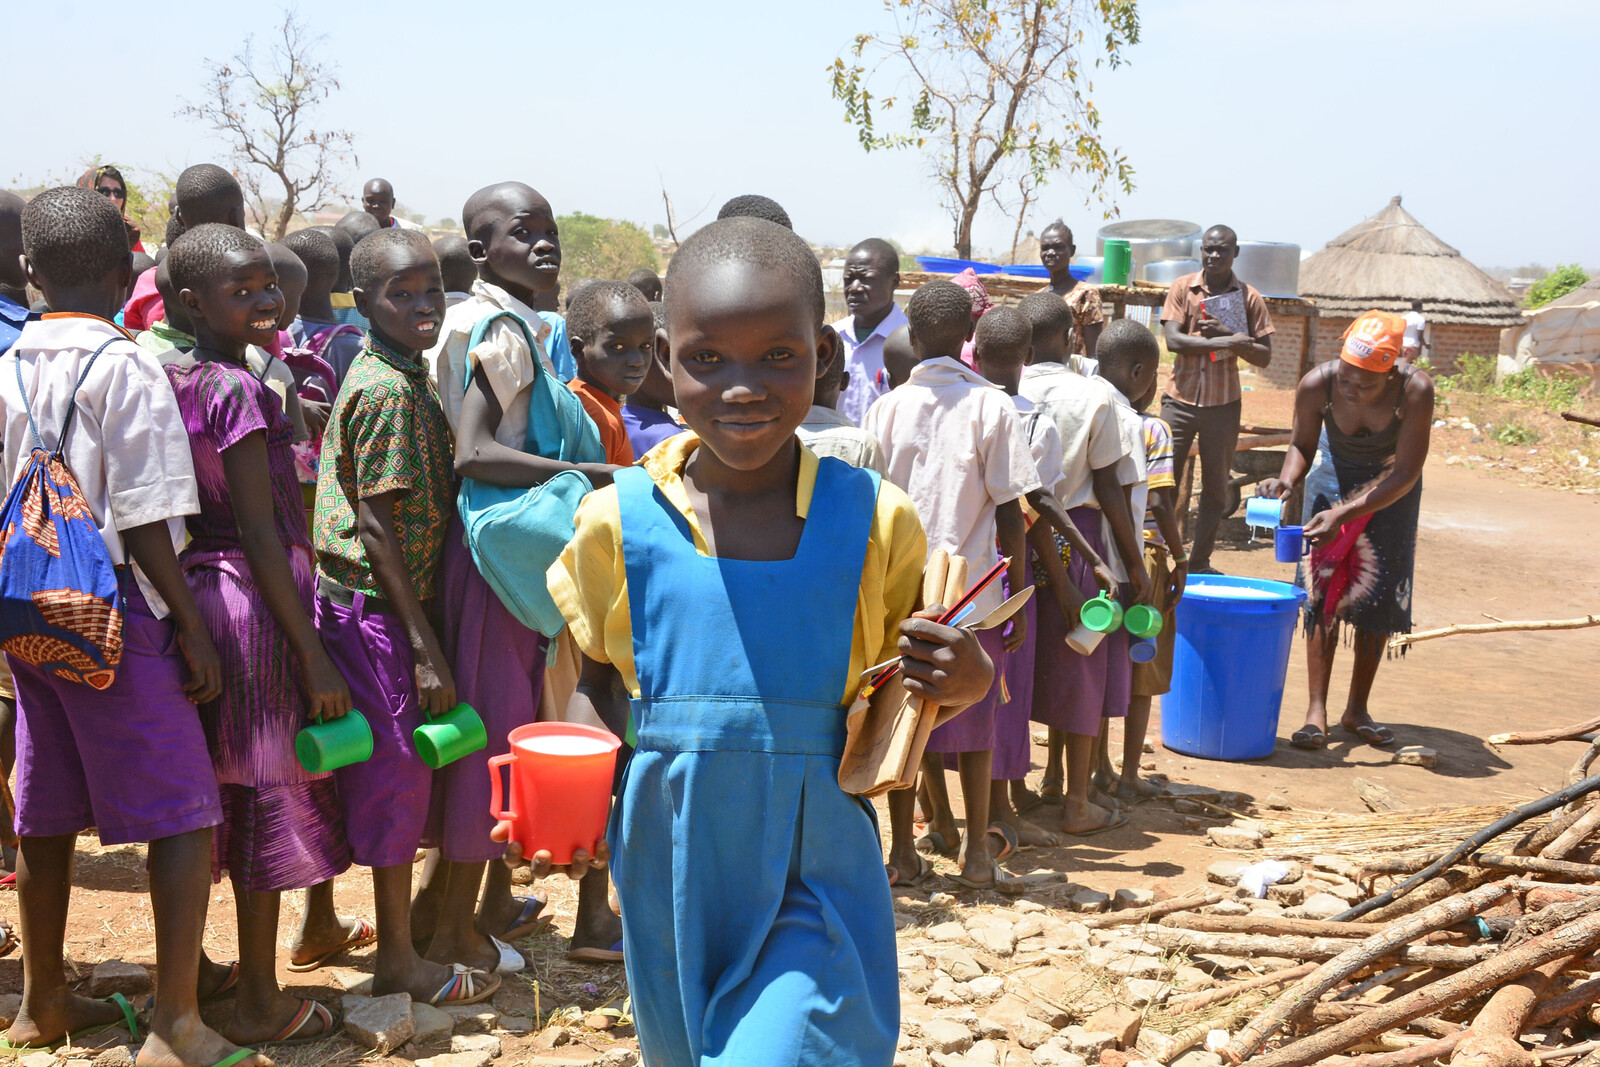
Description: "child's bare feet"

(373, 954), (495, 1006)
(1115, 774), (1164, 801)
(137, 1011), (272, 1067)
(1059, 797), (1123, 836)
(8, 989), (122, 1048)
(287, 914), (370, 971)
(994, 805), (1061, 848)
(423, 929), (523, 974)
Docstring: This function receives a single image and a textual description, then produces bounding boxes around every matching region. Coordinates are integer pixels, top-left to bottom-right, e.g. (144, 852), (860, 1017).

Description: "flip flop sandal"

(948, 860), (1026, 896)
(1342, 722), (1397, 747)
(986, 823), (1018, 861)
(428, 964), (501, 1006)
(286, 917), (377, 972)
(0, 925), (15, 960)
(1290, 725), (1328, 750)
(886, 854), (933, 888)
(915, 829), (959, 857)
(567, 939), (625, 964)
(205, 959), (241, 1000)
(489, 936), (526, 974)
(499, 896), (552, 941)
(0, 873), (14, 889)
(0, 993), (140, 1055)
(211, 1050), (261, 1067)
(1062, 809), (1130, 838)
(265, 999), (336, 1045)
(1038, 775), (1065, 805)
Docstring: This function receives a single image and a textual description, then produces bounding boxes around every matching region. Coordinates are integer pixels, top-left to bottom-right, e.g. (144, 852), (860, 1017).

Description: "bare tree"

(830, 0), (1139, 258)
(180, 13), (357, 240)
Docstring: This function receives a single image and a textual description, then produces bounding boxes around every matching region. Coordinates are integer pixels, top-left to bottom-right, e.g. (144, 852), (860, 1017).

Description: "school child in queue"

(164, 224), (354, 1044)
(507, 216), (994, 1066)
(1015, 291), (1146, 837)
(619, 301), (686, 458)
(865, 281), (1039, 892)
(311, 227), (500, 1006)
(0, 186), (264, 1067)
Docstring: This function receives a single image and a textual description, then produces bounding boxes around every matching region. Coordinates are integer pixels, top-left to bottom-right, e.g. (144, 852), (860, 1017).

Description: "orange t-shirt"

(568, 379), (637, 466)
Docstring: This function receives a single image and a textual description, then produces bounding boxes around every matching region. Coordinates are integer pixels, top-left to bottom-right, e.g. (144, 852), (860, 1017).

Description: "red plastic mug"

(488, 722), (622, 866)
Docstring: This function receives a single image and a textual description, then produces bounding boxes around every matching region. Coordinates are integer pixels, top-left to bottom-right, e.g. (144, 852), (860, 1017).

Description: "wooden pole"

(1493, 718), (1600, 747)
(1078, 889), (1223, 929)
(1393, 615), (1600, 652)
(1562, 411), (1600, 429)
(1238, 909), (1600, 1067)
(1164, 963), (1318, 1014)
(1161, 913), (1376, 939)
(1448, 956), (1571, 1066)
(1142, 927), (1493, 968)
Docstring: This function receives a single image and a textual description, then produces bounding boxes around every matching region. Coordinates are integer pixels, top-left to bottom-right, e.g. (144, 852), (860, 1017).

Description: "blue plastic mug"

(1129, 637), (1158, 664)
(1245, 496), (1284, 529)
(1275, 525), (1310, 564)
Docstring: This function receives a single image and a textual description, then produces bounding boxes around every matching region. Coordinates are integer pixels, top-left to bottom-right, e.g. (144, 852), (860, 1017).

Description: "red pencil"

(861, 556), (1010, 696)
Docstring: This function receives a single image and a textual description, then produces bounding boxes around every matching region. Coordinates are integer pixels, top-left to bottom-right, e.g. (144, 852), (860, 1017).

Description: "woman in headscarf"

(75, 164), (144, 252)
(1259, 310), (1434, 751)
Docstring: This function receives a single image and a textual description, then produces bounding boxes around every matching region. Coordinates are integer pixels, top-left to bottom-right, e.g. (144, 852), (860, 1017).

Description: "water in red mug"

(488, 723), (622, 866)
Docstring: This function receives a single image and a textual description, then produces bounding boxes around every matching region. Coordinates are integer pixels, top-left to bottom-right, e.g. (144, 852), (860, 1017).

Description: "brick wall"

(1258, 312), (1305, 389)
(1425, 324), (1503, 376)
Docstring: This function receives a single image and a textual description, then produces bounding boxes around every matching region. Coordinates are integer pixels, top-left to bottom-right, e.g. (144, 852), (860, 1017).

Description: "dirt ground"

(2, 377), (1597, 1066)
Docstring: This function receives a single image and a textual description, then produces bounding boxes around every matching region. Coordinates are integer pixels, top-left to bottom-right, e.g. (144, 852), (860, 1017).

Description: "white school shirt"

(864, 356), (1041, 615)
(1104, 386), (1151, 582)
(1011, 394), (1066, 499)
(428, 279), (556, 440)
(0, 316), (199, 618)
(833, 303), (909, 427)
(1019, 361), (1128, 512)
(795, 405), (888, 473)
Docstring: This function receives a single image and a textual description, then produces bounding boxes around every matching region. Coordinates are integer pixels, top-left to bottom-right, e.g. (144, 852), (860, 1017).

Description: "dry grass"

(1253, 801), (1527, 861)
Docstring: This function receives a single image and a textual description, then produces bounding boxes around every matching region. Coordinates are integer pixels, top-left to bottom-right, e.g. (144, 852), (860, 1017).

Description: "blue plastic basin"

(1161, 575), (1306, 760)
(1002, 264), (1050, 278)
(915, 256), (1002, 275)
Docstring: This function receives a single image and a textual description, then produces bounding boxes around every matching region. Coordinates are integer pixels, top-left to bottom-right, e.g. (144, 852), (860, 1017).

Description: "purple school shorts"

(315, 588), (433, 869)
(925, 624), (1007, 755)
(10, 571), (222, 844)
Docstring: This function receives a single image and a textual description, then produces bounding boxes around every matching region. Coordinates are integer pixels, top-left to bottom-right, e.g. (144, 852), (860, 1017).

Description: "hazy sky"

(10, 0), (1597, 270)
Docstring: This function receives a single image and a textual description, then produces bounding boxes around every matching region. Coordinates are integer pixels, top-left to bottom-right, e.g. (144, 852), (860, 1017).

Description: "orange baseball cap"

(1340, 311), (1406, 372)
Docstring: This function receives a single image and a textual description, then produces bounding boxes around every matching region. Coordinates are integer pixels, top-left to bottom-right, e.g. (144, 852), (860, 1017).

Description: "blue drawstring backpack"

(457, 310), (604, 637)
(0, 341), (125, 689)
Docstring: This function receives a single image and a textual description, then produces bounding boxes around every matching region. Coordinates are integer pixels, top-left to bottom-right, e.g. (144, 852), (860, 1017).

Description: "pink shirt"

(121, 267), (164, 333)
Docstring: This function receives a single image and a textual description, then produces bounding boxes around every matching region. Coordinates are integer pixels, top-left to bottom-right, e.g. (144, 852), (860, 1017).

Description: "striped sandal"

(265, 999), (336, 1046)
(427, 964), (501, 1006)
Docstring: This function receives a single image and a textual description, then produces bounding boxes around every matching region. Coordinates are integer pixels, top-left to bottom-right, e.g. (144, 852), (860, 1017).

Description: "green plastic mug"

(1124, 603), (1164, 639)
(1079, 593), (1124, 634)
(415, 702), (488, 769)
(296, 710), (374, 773)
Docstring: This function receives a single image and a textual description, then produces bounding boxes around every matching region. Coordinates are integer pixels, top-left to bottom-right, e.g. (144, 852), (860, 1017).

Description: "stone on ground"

(1084, 1005), (1142, 1049)
(411, 1002), (455, 1045)
(1298, 892), (1348, 920)
(1125, 979), (1172, 1007)
(417, 1054), (492, 1067)
(450, 1033), (502, 1058)
(1393, 746), (1437, 768)
(921, 1018), (975, 1055)
(1205, 861), (1245, 886)
(344, 992), (416, 1054)
(1113, 888), (1155, 909)
(88, 960), (152, 998)
(1206, 826), (1264, 850)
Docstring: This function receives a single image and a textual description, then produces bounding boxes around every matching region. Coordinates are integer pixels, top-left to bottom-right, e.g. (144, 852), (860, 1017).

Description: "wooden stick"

(1562, 411), (1600, 429)
(1334, 965), (1420, 1001)
(1360, 853), (1600, 881)
(1161, 913), (1376, 939)
(1223, 880), (1512, 1062)
(1078, 889), (1224, 929)
(1238, 909), (1600, 1067)
(1493, 717), (1600, 747)
(1528, 1039), (1600, 1063)
(1142, 927), (1494, 968)
(1543, 804), (1600, 861)
(1358, 868), (1503, 925)
(1140, 1000), (1259, 1065)
(1392, 615), (1600, 652)
(1338, 773), (1600, 921)
(1165, 963), (1317, 1014)
(1521, 807), (1590, 855)
(1448, 955), (1571, 1066)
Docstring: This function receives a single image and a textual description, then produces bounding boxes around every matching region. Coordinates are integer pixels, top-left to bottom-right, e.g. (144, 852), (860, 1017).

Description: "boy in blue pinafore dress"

(509, 217), (997, 1067)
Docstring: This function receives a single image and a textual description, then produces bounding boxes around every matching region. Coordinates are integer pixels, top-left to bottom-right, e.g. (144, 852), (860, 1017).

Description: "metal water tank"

(1071, 256), (1104, 284)
(1141, 259), (1201, 287)
(1097, 220), (1200, 278)
(1232, 241), (1301, 298)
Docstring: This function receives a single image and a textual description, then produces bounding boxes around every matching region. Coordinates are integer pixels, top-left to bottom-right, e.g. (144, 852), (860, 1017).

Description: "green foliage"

(1491, 419), (1538, 446)
(1441, 352), (1584, 413)
(652, 224), (669, 240)
(557, 214), (660, 282)
(828, 0), (1140, 257)
(1525, 264), (1589, 308)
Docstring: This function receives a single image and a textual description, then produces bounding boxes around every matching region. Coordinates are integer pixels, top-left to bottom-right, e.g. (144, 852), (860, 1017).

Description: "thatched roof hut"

(1547, 275), (1600, 309)
(1299, 196), (1523, 328)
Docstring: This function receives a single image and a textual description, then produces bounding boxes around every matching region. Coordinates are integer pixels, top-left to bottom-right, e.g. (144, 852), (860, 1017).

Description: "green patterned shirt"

(313, 336), (455, 598)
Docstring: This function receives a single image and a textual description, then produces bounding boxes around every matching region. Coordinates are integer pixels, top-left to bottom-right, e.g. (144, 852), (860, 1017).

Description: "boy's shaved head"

(432, 234), (478, 292)
(905, 280), (974, 359)
(154, 259), (191, 334)
(335, 210), (381, 244)
(0, 191), (26, 293)
(849, 237), (899, 273)
(175, 164), (245, 228)
(665, 216), (823, 327)
(716, 194), (792, 230)
(1096, 317), (1160, 371)
(351, 228), (433, 294)
(266, 242), (305, 287)
(131, 251), (157, 277)
(1017, 290), (1073, 337)
(882, 324), (915, 388)
(648, 299), (667, 331)
(283, 227), (340, 294)
(568, 279), (651, 348)
(21, 186), (129, 289)
(626, 267), (661, 301)
(167, 223), (262, 297)
(461, 181), (549, 244)
(974, 306), (1031, 362)
(319, 225), (355, 290)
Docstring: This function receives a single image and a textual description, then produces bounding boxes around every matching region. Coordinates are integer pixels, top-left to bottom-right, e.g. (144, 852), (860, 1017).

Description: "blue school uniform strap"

(458, 310), (604, 638)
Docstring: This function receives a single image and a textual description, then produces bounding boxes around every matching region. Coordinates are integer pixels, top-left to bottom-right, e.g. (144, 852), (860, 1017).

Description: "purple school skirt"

(315, 589), (433, 868)
(1032, 505), (1111, 737)
(422, 522), (548, 864)
(925, 624), (1007, 755)
(992, 556), (1037, 781)
(11, 570), (222, 844)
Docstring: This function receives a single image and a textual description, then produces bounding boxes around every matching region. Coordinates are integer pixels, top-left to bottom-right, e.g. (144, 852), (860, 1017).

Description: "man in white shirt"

(363, 178), (424, 231)
(832, 238), (909, 425)
(1402, 299), (1428, 364)
(795, 344), (886, 472)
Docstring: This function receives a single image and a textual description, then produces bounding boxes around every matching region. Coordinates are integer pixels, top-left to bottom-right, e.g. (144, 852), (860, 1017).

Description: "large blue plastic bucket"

(1161, 575), (1306, 760)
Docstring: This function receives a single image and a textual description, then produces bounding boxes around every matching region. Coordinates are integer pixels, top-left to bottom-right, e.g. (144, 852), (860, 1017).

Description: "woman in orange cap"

(1259, 310), (1435, 750)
